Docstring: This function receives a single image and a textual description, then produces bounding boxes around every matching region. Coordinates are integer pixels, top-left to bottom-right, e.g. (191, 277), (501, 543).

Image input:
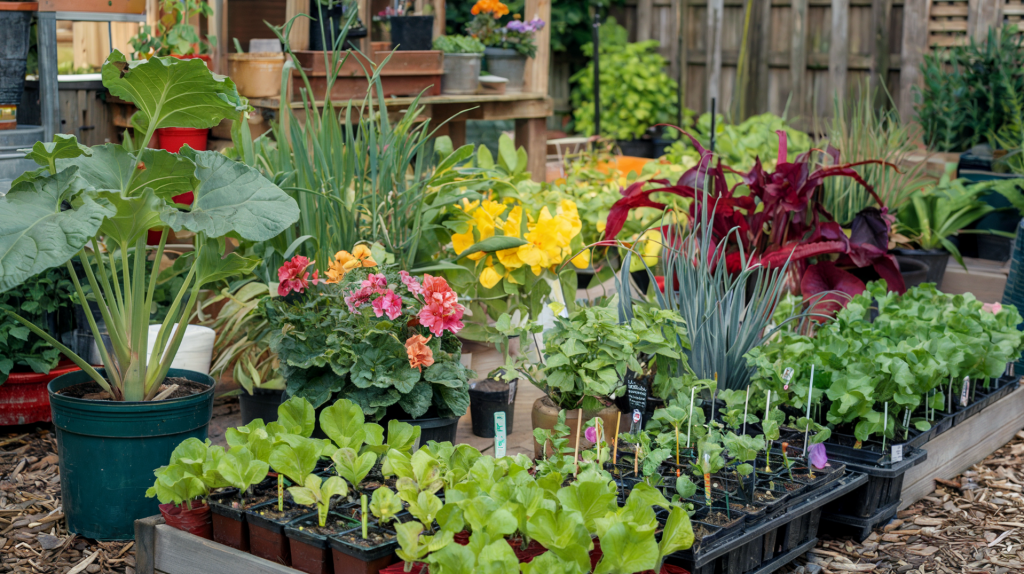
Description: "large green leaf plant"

(0, 51), (299, 401)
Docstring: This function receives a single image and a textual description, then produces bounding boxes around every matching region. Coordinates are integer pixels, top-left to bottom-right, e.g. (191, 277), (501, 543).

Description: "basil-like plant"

(0, 51), (299, 401)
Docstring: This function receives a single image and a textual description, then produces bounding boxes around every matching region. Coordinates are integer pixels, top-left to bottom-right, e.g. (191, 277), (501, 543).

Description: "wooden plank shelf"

(136, 516), (303, 574)
(900, 381), (1024, 508)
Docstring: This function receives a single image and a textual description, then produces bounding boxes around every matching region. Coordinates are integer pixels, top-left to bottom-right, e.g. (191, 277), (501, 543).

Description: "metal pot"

(441, 53), (482, 95)
(484, 47), (527, 93)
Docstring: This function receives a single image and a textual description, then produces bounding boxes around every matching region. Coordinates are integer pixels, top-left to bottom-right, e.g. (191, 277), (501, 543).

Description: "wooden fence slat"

(898, 0), (929, 123)
(707, 0), (725, 109)
(791, 0), (809, 117)
(870, 0), (894, 103)
(830, 0), (851, 103)
(638, 0), (655, 40)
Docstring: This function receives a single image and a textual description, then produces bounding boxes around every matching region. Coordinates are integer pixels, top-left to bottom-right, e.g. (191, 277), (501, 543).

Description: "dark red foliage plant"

(603, 129), (905, 308)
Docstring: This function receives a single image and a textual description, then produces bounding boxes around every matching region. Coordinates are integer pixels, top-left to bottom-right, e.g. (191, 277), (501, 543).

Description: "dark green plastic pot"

(48, 368), (215, 540)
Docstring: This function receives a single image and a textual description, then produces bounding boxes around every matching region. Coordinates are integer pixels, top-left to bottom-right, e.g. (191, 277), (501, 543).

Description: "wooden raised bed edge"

(135, 516), (299, 574)
(900, 380), (1024, 508)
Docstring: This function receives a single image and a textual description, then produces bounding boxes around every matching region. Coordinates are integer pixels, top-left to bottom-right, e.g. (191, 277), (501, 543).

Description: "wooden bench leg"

(515, 117), (547, 183)
(448, 120), (467, 149)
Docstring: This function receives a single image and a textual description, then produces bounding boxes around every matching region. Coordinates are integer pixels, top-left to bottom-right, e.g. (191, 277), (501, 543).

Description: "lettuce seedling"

(217, 446), (270, 506)
(225, 419), (274, 463)
(288, 474), (348, 527)
(369, 486), (404, 527)
(332, 447), (377, 491)
(723, 432), (765, 502)
(147, 463), (208, 510)
(319, 398), (385, 452)
(395, 521), (454, 572)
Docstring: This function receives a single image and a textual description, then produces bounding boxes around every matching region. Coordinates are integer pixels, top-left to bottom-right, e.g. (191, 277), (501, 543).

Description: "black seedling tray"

(824, 448), (927, 518)
(667, 471), (867, 574)
(820, 498), (900, 542)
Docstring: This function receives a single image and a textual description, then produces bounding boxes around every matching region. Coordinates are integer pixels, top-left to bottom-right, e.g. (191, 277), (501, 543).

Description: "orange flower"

(471, 0), (509, 16)
(405, 334), (434, 371)
(325, 245), (377, 284)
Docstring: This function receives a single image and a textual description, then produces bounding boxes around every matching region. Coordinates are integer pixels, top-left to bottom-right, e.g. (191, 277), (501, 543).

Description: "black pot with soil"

(329, 524), (399, 574)
(894, 255), (929, 289)
(469, 378), (517, 438)
(616, 137), (655, 158)
(208, 476), (281, 551)
(890, 247), (950, 287)
(389, 15), (434, 51)
(285, 512), (359, 574)
(240, 387), (285, 426)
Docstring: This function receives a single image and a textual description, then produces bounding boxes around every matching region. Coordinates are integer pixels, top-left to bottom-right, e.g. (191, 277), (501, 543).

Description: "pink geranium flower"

(278, 256), (314, 296)
(372, 290), (403, 320)
(399, 271), (424, 295)
(418, 300), (465, 337)
(362, 273), (388, 290)
(344, 286), (374, 312)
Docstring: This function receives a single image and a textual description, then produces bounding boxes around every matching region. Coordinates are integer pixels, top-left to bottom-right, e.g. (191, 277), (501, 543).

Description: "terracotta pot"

(228, 53), (285, 98)
(531, 395), (623, 459)
(209, 494), (248, 551)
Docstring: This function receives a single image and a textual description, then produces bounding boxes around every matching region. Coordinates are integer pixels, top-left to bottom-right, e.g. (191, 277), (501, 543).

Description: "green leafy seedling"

(288, 474), (348, 527)
(369, 486), (404, 527)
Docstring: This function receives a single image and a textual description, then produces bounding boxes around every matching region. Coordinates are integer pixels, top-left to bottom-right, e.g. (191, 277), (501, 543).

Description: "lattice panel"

(929, 0), (971, 48)
(1004, 0), (1024, 25)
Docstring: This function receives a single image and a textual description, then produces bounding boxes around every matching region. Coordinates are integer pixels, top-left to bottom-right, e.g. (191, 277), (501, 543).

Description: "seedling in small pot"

(146, 438), (226, 510)
(269, 436), (321, 511)
(288, 474), (349, 527)
(332, 447), (378, 493)
(651, 401), (695, 473)
(722, 432), (765, 504)
(369, 486), (404, 526)
(225, 419), (274, 464)
(692, 435), (725, 506)
(619, 430), (670, 485)
(217, 446), (270, 508)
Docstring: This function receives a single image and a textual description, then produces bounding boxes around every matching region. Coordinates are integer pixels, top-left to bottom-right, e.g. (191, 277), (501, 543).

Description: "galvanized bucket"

(484, 47), (527, 93)
(441, 53), (482, 95)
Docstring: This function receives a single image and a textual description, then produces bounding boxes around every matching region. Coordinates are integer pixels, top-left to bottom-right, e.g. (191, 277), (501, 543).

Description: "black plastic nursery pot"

(330, 524), (399, 574)
(285, 512), (360, 574)
(820, 498), (901, 542)
(468, 379), (517, 438)
(309, 1), (367, 51)
(890, 248), (949, 287)
(49, 368), (214, 540)
(391, 413), (460, 444)
(617, 138), (655, 158)
(209, 491), (249, 551)
(0, 8), (32, 122)
(239, 387), (284, 426)
(824, 447), (927, 518)
(245, 499), (314, 565)
(389, 15), (434, 51)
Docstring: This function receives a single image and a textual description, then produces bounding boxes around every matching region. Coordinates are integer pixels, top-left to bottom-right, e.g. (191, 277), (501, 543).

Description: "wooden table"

(249, 92), (553, 182)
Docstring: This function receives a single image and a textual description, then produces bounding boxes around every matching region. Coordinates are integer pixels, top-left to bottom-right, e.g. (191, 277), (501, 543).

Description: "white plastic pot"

(145, 324), (216, 375)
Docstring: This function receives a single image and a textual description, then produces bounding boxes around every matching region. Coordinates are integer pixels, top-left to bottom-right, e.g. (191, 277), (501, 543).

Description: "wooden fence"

(580, 0), (1023, 129)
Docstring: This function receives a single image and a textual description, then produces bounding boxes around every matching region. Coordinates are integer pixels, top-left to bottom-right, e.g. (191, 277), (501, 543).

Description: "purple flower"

(808, 443), (828, 470)
(584, 425), (598, 443)
(505, 20), (528, 33)
(526, 18), (545, 32)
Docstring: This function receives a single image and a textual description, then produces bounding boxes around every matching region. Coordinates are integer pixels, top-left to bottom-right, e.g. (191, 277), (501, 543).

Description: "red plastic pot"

(169, 53), (213, 67)
(159, 501), (213, 540)
(0, 361), (81, 426)
(155, 127), (209, 154)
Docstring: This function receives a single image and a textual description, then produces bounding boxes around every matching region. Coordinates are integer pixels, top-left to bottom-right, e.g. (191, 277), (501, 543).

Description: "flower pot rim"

(47, 367), (214, 407)
(285, 511), (359, 547)
(5, 361), (81, 384)
(443, 52), (484, 58)
(227, 52), (287, 61)
(890, 247), (948, 256)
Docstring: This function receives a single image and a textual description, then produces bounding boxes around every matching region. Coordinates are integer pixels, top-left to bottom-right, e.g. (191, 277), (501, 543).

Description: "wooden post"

(899, 0), (930, 124)
(790, 0), (808, 120)
(523, 0), (551, 96)
(516, 117), (547, 183)
(637, 0), (654, 42)
(285, 0), (310, 51)
(678, 0), (688, 120)
(38, 11), (59, 143)
(449, 120), (467, 148)
(706, 0), (724, 112)
(829, 0), (850, 105)
(209, 0), (228, 73)
(869, 0), (893, 107)
(432, 0), (446, 39)
(134, 515), (162, 574)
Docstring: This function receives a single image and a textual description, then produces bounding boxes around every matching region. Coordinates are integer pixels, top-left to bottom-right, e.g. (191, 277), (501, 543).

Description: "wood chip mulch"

(0, 430), (135, 574)
(784, 429), (1024, 574)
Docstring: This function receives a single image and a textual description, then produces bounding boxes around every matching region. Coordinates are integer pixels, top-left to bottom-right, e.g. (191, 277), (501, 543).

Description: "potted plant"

(0, 51), (298, 539)
(310, 0), (367, 51)
(0, 267), (82, 426)
(330, 488), (400, 574)
(467, 0), (544, 92)
(894, 172), (1013, 287)
(525, 301), (689, 458)
(0, 1), (34, 130)
(388, 0), (435, 51)
(200, 279), (286, 425)
(284, 474), (353, 574)
(570, 18), (678, 157)
(227, 39), (286, 99)
(263, 246), (475, 443)
(129, 0), (218, 154)
(434, 35), (485, 95)
(209, 433), (274, 550)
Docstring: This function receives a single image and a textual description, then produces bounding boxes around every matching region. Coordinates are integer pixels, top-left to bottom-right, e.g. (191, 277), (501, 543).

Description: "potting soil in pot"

(56, 377), (206, 400)
(336, 526), (396, 547)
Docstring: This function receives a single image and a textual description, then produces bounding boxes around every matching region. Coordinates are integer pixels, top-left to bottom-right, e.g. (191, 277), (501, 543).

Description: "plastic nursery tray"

(667, 471), (868, 574)
(819, 498), (901, 542)
(824, 448), (927, 518)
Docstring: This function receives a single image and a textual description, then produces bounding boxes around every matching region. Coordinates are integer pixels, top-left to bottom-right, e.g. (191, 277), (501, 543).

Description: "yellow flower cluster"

(325, 244), (377, 283)
(471, 0), (509, 16)
(452, 199), (590, 289)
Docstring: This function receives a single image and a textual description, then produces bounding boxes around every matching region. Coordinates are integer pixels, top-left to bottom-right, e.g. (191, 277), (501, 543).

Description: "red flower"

(278, 256), (314, 296)
(417, 275), (464, 336)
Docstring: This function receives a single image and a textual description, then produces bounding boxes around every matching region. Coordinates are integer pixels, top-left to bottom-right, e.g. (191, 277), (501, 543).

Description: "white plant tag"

(781, 367), (794, 390)
(494, 412), (507, 458)
(961, 377), (970, 407)
(891, 444), (903, 463)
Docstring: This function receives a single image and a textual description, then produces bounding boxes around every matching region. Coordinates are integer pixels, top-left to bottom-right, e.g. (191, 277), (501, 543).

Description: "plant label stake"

(882, 402), (888, 453)
(361, 494), (368, 539)
(573, 409), (584, 476)
(494, 411), (507, 458)
(741, 386), (750, 436)
(961, 377), (970, 407)
(612, 414), (621, 465)
(764, 389), (772, 472)
(802, 365), (815, 457)
(703, 452), (712, 506)
(278, 473), (284, 512)
(891, 443), (903, 464)
(686, 387), (695, 448)
(781, 367), (794, 390)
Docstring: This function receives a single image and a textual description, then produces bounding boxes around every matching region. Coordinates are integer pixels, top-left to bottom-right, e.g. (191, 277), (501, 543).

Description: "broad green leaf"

(556, 479), (617, 532)
(59, 144), (197, 198)
(102, 50), (246, 132)
(395, 521), (429, 565)
(321, 475), (348, 501)
(520, 551), (587, 574)
(428, 542), (475, 574)
(658, 506), (695, 558)
(21, 134), (91, 168)
(331, 447), (377, 488)
(169, 438), (209, 476)
(593, 521), (658, 574)
(475, 539), (518, 574)
(406, 491), (443, 526)
(387, 419), (421, 454)
(369, 486), (404, 525)
(268, 437), (319, 484)
(0, 168), (114, 292)
(193, 237), (260, 286)
(277, 396), (315, 437)
(218, 447), (270, 492)
(526, 508), (592, 572)
(95, 188), (165, 248)
(147, 463), (207, 506)
(162, 148), (299, 242)
(456, 235), (528, 259)
(382, 448), (412, 478)
(320, 398), (366, 450)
